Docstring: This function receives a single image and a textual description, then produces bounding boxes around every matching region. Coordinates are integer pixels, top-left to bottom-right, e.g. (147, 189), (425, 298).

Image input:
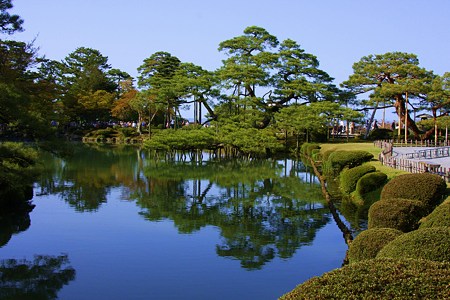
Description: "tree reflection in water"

(138, 159), (329, 270)
(0, 203), (34, 248)
(0, 254), (75, 300)
(36, 144), (331, 270)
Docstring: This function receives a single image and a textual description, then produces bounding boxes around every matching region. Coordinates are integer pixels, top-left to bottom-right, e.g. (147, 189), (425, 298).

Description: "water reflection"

(35, 144), (330, 269)
(0, 204), (33, 248)
(0, 254), (75, 300)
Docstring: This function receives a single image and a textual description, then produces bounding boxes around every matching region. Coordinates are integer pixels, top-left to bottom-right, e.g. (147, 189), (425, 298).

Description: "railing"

(387, 139), (450, 147)
(375, 140), (450, 182)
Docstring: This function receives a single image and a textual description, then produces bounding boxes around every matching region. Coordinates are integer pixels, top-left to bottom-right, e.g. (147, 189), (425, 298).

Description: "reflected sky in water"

(0, 144), (348, 299)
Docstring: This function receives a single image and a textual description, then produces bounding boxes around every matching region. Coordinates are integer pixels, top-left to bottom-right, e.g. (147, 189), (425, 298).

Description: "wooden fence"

(375, 140), (450, 182)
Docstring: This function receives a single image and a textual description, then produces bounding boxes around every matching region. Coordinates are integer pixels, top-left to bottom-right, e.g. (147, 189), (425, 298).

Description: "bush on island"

(322, 150), (373, 178)
(347, 228), (403, 264)
(377, 227), (450, 262)
(419, 199), (450, 228)
(355, 171), (387, 195)
(368, 198), (427, 232)
(279, 258), (450, 300)
(380, 173), (447, 213)
(339, 164), (376, 194)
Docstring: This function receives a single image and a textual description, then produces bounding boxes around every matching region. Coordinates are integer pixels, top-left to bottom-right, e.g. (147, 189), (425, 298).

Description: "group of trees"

(1, 0), (450, 144)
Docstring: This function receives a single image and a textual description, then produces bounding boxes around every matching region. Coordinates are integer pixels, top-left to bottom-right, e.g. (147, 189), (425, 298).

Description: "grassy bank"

(319, 142), (408, 179)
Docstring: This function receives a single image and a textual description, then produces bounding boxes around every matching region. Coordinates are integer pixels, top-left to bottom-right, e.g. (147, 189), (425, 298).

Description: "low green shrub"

(322, 150), (373, 178)
(419, 199), (450, 228)
(347, 228), (403, 264)
(355, 171), (387, 195)
(377, 227), (450, 262)
(300, 143), (320, 157)
(368, 198), (428, 232)
(279, 258), (450, 299)
(380, 173), (447, 213)
(311, 149), (321, 162)
(339, 164), (376, 194)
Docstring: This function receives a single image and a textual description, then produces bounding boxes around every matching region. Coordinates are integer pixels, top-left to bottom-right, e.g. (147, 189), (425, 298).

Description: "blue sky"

(10, 0), (450, 120)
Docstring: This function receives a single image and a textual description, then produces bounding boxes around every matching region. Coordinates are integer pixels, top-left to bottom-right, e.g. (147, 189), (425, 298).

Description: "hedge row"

(419, 199), (450, 228)
(280, 258), (450, 299)
(347, 228), (403, 264)
(322, 150), (374, 178)
(377, 227), (450, 262)
(368, 198), (427, 232)
(381, 173), (447, 213)
(355, 171), (387, 195)
(339, 164), (376, 194)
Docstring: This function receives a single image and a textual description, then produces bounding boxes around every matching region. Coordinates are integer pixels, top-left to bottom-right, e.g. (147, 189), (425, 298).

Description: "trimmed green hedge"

(280, 258), (450, 299)
(339, 164), (376, 194)
(368, 198), (428, 232)
(355, 171), (387, 195)
(322, 150), (374, 178)
(377, 227), (450, 262)
(380, 173), (447, 213)
(347, 228), (403, 264)
(300, 143), (320, 157)
(419, 199), (450, 228)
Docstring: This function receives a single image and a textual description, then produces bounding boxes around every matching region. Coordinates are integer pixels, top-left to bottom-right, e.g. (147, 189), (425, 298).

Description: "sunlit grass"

(319, 142), (408, 179)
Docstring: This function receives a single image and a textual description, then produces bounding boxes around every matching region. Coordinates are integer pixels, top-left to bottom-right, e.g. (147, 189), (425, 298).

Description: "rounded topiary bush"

(419, 199), (450, 228)
(368, 198), (428, 232)
(339, 164), (376, 194)
(279, 258), (450, 300)
(355, 171), (387, 195)
(300, 142), (320, 157)
(377, 227), (450, 262)
(380, 173), (447, 212)
(347, 228), (403, 264)
(322, 150), (374, 177)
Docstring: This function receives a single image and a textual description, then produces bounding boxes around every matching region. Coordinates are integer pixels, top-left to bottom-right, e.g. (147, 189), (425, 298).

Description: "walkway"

(393, 147), (450, 169)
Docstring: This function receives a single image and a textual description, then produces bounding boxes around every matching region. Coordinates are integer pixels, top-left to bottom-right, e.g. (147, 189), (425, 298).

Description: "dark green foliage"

(0, 142), (38, 207)
(322, 150), (373, 177)
(339, 164), (376, 194)
(355, 171), (387, 195)
(380, 173), (447, 212)
(377, 227), (450, 262)
(144, 128), (217, 152)
(368, 198), (428, 232)
(367, 128), (393, 140)
(347, 228), (403, 264)
(280, 258), (450, 299)
(419, 199), (450, 228)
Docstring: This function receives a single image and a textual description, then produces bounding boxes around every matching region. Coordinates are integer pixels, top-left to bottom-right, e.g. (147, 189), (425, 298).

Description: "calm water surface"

(0, 144), (349, 299)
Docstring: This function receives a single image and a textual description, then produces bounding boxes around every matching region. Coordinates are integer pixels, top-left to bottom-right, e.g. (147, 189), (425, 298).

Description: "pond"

(0, 143), (349, 299)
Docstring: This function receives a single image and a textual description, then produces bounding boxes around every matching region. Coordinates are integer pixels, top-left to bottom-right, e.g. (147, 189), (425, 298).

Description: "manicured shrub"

(377, 227), (450, 262)
(419, 199), (450, 228)
(380, 173), (447, 213)
(311, 149), (321, 162)
(300, 143), (320, 157)
(279, 258), (450, 300)
(322, 150), (373, 177)
(368, 198), (428, 232)
(347, 228), (403, 264)
(355, 171), (387, 195)
(339, 164), (376, 194)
